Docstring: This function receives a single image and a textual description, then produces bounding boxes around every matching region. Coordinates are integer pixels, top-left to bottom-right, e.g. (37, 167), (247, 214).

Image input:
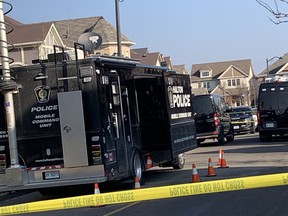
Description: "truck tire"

(131, 150), (144, 185)
(172, 153), (185, 169)
(259, 132), (272, 142)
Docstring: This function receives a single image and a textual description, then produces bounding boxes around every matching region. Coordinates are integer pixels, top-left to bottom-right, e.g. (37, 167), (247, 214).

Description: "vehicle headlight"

(245, 118), (251, 122)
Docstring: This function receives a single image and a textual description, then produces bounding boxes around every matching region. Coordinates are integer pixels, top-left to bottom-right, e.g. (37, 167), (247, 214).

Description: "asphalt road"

(1, 132), (288, 216)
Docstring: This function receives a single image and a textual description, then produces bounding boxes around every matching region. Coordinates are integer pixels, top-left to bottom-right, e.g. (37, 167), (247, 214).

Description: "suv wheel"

(197, 139), (205, 147)
(217, 129), (225, 145)
(250, 123), (255, 134)
(226, 128), (234, 142)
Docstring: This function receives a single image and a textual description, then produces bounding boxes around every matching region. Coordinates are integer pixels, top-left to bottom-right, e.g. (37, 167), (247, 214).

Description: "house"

(172, 64), (188, 75)
(257, 53), (288, 83)
(53, 16), (134, 57)
(5, 16), (134, 65)
(130, 48), (170, 68)
(6, 17), (64, 65)
(190, 59), (255, 106)
(131, 48), (188, 73)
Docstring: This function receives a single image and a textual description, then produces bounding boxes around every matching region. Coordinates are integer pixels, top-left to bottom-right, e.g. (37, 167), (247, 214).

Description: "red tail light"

(91, 145), (102, 165)
(0, 154), (6, 168)
(214, 113), (219, 127)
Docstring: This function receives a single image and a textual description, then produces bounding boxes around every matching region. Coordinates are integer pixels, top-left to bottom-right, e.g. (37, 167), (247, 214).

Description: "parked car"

(192, 94), (234, 146)
(228, 106), (256, 134)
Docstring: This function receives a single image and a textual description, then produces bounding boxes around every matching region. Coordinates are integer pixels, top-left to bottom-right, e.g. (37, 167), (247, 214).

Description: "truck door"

(109, 75), (128, 174)
(121, 87), (133, 148)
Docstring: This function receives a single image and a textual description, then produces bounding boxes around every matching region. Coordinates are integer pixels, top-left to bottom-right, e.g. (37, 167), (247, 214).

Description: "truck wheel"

(172, 153), (185, 169)
(131, 150), (144, 184)
(259, 132), (272, 142)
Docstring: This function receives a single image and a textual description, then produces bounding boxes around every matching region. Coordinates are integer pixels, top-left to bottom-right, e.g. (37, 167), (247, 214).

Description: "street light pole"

(115, 0), (122, 57)
(266, 58), (269, 77)
(266, 56), (282, 77)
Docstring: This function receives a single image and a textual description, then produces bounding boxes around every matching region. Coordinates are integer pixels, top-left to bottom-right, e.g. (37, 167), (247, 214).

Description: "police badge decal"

(34, 86), (51, 103)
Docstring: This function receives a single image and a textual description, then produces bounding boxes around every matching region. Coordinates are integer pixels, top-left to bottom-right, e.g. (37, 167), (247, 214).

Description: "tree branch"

(256, 0), (288, 24)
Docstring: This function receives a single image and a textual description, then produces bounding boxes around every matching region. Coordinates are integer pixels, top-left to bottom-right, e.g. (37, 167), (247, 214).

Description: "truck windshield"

(259, 92), (277, 110)
(278, 91), (288, 111)
(259, 91), (288, 112)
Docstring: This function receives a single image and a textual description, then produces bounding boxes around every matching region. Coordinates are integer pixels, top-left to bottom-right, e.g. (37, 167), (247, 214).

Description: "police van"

(0, 45), (197, 193)
(258, 76), (288, 141)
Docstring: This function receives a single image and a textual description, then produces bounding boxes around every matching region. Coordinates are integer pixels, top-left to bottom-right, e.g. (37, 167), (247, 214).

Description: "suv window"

(213, 96), (226, 113)
(192, 97), (214, 115)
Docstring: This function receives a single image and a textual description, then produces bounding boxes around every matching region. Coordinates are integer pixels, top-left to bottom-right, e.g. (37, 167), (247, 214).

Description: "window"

(228, 80), (231, 87)
(236, 79), (240, 86)
(200, 70), (211, 78)
(112, 82), (120, 105)
(227, 78), (241, 87)
(198, 82), (210, 89)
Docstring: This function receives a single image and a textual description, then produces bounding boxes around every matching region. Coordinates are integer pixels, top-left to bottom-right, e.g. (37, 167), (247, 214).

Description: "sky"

(5, 0), (288, 74)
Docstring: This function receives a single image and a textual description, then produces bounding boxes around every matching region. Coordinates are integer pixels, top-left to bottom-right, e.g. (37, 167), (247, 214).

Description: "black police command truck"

(0, 45), (197, 193)
(258, 76), (288, 141)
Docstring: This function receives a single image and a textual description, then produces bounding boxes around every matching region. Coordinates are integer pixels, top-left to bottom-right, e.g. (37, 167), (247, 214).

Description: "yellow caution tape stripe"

(231, 121), (255, 124)
(1, 172), (288, 215)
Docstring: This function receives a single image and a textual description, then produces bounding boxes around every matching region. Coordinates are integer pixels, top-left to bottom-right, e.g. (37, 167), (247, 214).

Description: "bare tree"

(256, 0), (288, 24)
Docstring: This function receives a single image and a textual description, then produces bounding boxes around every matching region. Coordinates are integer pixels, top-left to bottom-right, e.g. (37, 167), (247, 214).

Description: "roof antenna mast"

(0, 1), (19, 167)
(115, 0), (122, 56)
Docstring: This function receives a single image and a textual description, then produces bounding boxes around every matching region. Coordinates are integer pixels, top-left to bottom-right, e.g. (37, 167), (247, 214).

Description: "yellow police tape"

(231, 121), (255, 124)
(1, 172), (288, 215)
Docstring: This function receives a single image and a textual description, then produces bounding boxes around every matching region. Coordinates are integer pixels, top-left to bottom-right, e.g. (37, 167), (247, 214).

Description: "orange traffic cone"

(206, 158), (217, 177)
(134, 176), (141, 189)
(217, 149), (222, 165)
(192, 164), (200, 183)
(93, 183), (105, 207)
(146, 155), (153, 169)
(219, 150), (229, 168)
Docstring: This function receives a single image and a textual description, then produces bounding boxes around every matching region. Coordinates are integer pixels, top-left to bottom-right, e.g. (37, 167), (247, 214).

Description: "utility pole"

(115, 0), (122, 56)
(0, 2), (19, 167)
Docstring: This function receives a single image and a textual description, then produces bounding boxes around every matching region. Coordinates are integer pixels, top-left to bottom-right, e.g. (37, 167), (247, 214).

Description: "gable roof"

(258, 52), (288, 77)
(130, 50), (163, 65)
(131, 48), (149, 55)
(211, 85), (232, 95)
(7, 22), (53, 44)
(53, 16), (133, 48)
(191, 59), (252, 81)
(218, 65), (248, 79)
(277, 62), (288, 75)
(5, 16), (23, 27)
(6, 15), (134, 49)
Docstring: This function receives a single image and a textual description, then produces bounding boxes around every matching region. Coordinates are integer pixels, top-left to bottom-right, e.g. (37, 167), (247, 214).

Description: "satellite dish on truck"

(77, 32), (102, 52)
